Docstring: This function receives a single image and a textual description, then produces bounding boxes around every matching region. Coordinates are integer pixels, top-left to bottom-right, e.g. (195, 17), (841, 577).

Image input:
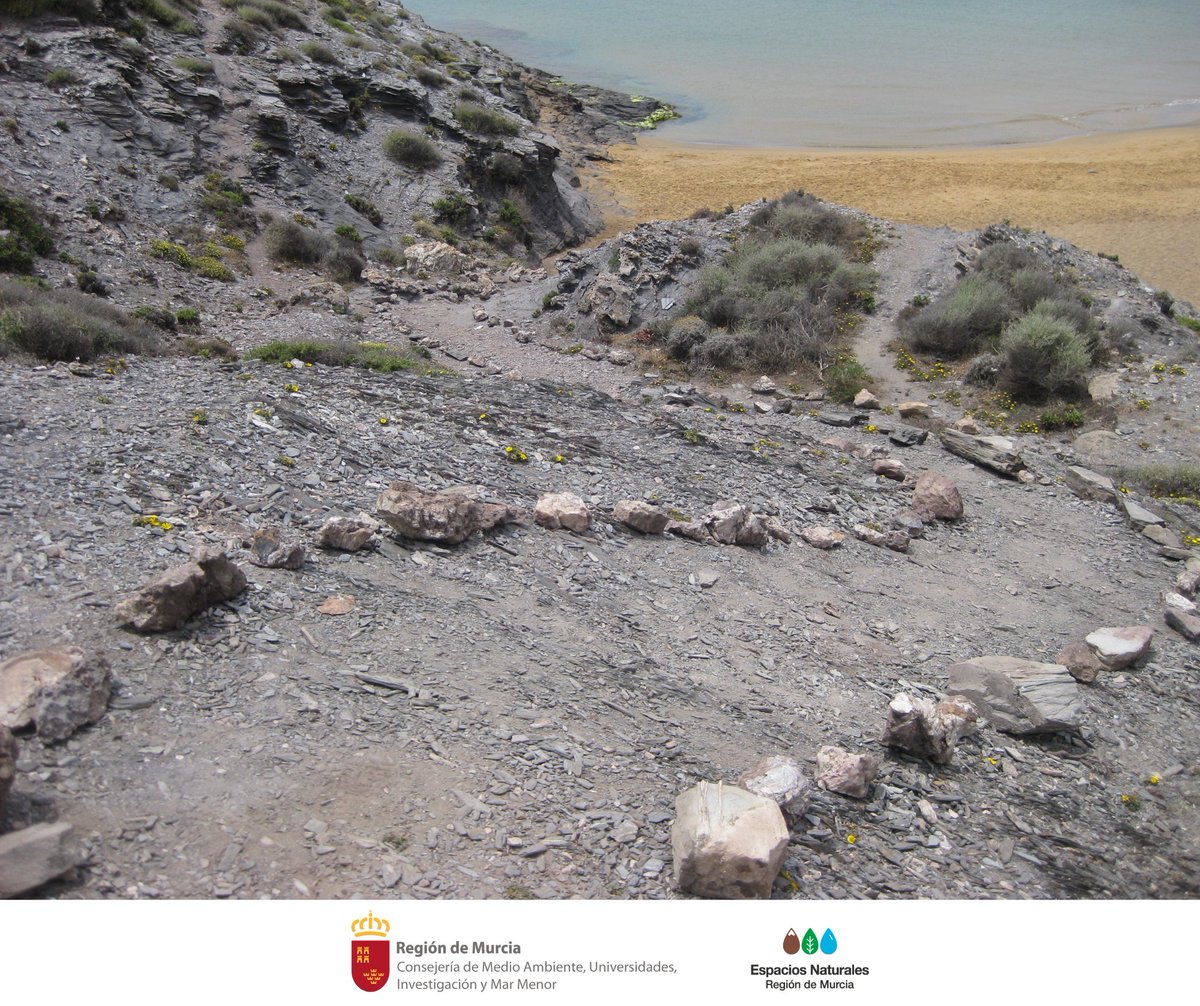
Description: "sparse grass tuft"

(454, 102), (519, 136)
(247, 338), (419, 372)
(262, 217), (326, 264)
(383, 129), (441, 170)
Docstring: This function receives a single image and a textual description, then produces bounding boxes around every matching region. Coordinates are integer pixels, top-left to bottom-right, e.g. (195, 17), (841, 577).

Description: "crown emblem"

(351, 911), (391, 939)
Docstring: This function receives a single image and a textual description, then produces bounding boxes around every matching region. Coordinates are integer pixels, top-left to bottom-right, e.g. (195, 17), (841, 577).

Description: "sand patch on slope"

(594, 126), (1200, 306)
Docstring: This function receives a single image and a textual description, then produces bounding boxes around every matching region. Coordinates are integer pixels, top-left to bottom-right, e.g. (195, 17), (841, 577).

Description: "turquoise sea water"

(406, 0), (1200, 147)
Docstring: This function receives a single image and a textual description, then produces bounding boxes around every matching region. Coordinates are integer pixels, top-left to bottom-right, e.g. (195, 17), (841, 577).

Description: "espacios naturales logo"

(782, 927), (838, 955)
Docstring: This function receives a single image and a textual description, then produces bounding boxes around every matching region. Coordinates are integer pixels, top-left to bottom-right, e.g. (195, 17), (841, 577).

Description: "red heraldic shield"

(351, 940), (390, 992)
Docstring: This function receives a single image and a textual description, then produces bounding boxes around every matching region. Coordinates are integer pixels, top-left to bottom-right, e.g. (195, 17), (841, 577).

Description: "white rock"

(671, 782), (789, 899)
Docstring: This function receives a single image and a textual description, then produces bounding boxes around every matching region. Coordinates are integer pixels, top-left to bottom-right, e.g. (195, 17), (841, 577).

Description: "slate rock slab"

(946, 656), (1081, 735)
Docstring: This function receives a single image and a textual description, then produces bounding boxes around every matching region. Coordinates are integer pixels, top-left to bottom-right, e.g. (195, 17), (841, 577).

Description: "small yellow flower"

(846, 833), (857, 845)
(284, 361), (294, 369)
(378, 417), (389, 425)
(552, 454), (565, 463)
(1149, 774), (1160, 785)
(864, 424), (877, 433)
(479, 412), (488, 420)
(284, 383), (299, 393)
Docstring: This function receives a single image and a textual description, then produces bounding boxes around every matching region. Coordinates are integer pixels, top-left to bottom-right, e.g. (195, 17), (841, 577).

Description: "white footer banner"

(2, 900), (1193, 1000)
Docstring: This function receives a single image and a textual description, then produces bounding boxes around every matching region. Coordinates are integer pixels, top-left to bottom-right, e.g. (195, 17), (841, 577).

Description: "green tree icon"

(802, 928), (819, 955)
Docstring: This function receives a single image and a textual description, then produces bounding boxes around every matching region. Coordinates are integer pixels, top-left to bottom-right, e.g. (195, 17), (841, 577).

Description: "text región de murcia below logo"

(351, 911), (391, 992)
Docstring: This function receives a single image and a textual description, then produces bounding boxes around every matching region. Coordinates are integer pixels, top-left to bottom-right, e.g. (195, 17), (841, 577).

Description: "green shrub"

(432, 192), (471, 226)
(824, 355), (871, 403)
(129, 0), (201, 34)
(998, 312), (1090, 402)
(748, 192), (867, 252)
(262, 217), (326, 264)
(194, 256), (234, 281)
(1038, 404), (1085, 430)
(1006, 267), (1061, 312)
(414, 65), (448, 88)
(179, 336), (236, 359)
(223, 0), (305, 28)
(383, 130), (441, 170)
(148, 240), (192, 268)
(0, 279), (159, 361)
(300, 40), (339, 64)
(454, 102), (518, 136)
(334, 224), (362, 244)
(344, 192), (382, 226)
(0, 187), (53, 273)
(322, 244), (364, 283)
(46, 68), (80, 89)
(901, 274), (1013, 357)
(131, 305), (177, 330)
(172, 56), (214, 76)
(175, 306), (200, 326)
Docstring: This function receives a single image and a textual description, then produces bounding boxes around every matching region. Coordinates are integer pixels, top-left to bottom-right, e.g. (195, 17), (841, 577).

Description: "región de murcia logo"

(351, 911), (391, 992)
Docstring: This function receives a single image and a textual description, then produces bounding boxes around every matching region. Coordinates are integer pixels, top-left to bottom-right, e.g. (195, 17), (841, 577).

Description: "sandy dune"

(595, 126), (1200, 307)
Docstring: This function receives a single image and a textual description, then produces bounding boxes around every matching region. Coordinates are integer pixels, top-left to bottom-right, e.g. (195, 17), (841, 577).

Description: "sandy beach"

(595, 126), (1200, 307)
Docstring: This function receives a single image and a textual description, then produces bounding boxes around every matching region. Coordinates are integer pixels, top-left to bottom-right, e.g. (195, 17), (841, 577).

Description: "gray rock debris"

(738, 756), (811, 821)
(115, 546), (248, 633)
(946, 656), (1081, 735)
(0, 645), (112, 743)
(0, 823), (83, 898)
(815, 746), (879, 799)
(881, 693), (978, 765)
(671, 781), (790, 899)
(375, 481), (523, 545)
(533, 492), (591, 533)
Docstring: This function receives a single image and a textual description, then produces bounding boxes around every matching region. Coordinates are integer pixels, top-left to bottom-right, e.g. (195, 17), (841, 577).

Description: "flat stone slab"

(947, 656), (1081, 735)
(0, 823), (82, 898)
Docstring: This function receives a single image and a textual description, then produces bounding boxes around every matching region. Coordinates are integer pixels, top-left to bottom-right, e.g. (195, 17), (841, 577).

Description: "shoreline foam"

(592, 124), (1200, 306)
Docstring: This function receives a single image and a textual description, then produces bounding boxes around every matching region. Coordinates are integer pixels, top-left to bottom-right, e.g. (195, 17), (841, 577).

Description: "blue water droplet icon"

(820, 928), (838, 954)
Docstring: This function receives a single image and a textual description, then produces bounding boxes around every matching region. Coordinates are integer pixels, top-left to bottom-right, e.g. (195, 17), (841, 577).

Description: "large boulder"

(533, 492), (591, 533)
(115, 546), (247, 633)
(0, 646), (112, 743)
(671, 782), (789, 899)
(946, 656), (1081, 735)
(881, 693), (978, 765)
(375, 481), (523, 545)
(912, 472), (964, 522)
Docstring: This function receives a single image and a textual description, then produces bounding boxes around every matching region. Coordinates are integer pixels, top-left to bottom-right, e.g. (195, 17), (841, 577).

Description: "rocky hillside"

(2, 1), (1200, 903)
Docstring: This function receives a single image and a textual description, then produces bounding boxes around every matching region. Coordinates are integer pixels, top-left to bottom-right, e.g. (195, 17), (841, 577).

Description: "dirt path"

(853, 223), (964, 402)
